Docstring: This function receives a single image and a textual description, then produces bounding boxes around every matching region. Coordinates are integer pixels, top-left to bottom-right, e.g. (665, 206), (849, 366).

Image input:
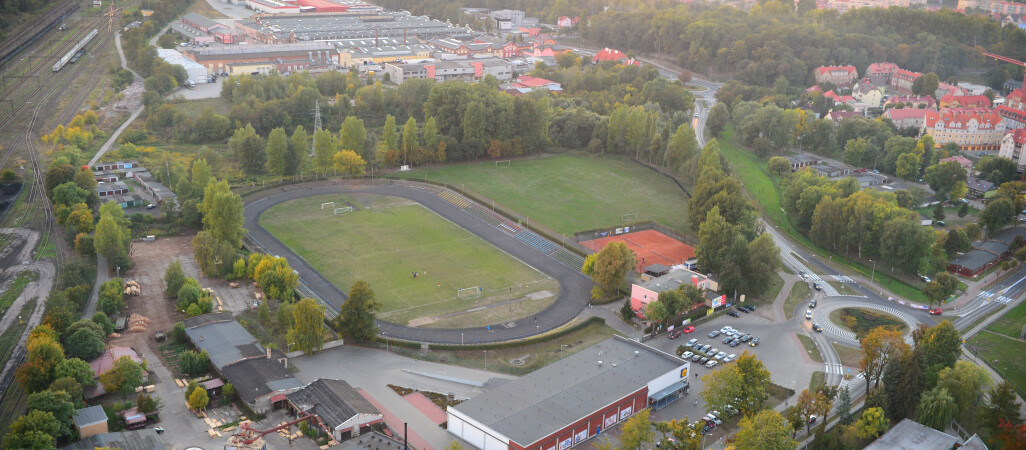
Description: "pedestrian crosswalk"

(978, 291), (1013, 304)
(838, 372), (865, 392)
(832, 275), (854, 283)
(823, 363), (844, 375)
(819, 320), (857, 342)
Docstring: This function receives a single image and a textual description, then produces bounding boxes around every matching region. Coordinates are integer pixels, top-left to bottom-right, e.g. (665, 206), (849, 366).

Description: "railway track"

(0, 0), (81, 67)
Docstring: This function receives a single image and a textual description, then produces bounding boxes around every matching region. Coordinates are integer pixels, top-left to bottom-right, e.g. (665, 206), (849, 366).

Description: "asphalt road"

(242, 180), (593, 344)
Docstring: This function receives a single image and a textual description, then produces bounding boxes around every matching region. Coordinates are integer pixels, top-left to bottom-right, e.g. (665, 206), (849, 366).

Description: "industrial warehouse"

(446, 337), (690, 450)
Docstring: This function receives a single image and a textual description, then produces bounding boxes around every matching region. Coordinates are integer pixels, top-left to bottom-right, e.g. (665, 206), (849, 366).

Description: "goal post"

(457, 286), (482, 299)
(494, 160), (511, 167)
(333, 207), (353, 215)
(321, 202), (335, 210)
(621, 213), (639, 223)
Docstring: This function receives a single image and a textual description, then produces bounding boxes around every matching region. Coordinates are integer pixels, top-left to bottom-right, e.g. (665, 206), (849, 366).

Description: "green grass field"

(717, 125), (928, 304)
(969, 331), (1026, 400)
(401, 155), (689, 235)
(831, 307), (906, 338)
(984, 300), (1026, 338)
(261, 194), (557, 327)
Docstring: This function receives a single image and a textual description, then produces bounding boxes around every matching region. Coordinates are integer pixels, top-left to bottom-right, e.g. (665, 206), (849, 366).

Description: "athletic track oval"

(242, 179), (593, 345)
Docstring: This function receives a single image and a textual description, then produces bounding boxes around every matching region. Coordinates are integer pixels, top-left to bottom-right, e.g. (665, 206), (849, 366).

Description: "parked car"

(723, 354), (737, 363)
(699, 357), (710, 364)
(749, 337), (761, 347)
(714, 352), (727, 360)
(929, 308), (942, 315)
(813, 323), (823, 332)
(806, 310), (813, 320)
(727, 310), (740, 317)
(723, 336), (734, 344)
(709, 348), (720, 356)
(919, 274), (932, 283)
(682, 351), (694, 359)
(700, 345), (712, 353)
(708, 330), (720, 338)
(691, 354), (702, 362)
(668, 330), (682, 339)
(682, 326), (695, 334)
(741, 334), (752, 343)
(809, 415), (818, 424)
(686, 338), (699, 347)
(720, 326), (734, 334)
(809, 299), (817, 308)
(729, 339), (740, 347)
(705, 360), (718, 368)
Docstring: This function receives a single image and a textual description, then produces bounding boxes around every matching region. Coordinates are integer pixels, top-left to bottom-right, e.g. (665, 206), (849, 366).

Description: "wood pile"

(123, 280), (142, 296)
(109, 332), (121, 339)
(229, 281), (240, 288)
(126, 314), (151, 332)
(254, 292), (263, 300)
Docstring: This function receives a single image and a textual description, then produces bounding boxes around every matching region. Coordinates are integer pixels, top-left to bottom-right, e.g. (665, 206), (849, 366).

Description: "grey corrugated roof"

(450, 336), (685, 447)
(989, 226), (1026, 245)
(220, 357), (297, 404)
(185, 315), (265, 370)
(64, 430), (168, 450)
(73, 405), (108, 428)
(287, 379), (380, 430)
(864, 418), (959, 450)
(329, 431), (405, 449)
(183, 12), (219, 30)
(949, 249), (1000, 272)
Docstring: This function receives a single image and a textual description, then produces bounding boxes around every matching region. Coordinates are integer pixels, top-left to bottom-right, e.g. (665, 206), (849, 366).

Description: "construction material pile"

(123, 280), (142, 296)
(127, 314), (150, 333)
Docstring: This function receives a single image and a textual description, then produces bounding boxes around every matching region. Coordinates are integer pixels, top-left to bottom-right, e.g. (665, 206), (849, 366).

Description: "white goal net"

(457, 286), (482, 299)
(321, 202), (335, 210)
(333, 207), (353, 215)
(494, 160), (511, 167)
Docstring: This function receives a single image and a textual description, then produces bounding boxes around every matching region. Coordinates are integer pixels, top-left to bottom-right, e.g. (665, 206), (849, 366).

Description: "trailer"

(52, 28), (98, 72)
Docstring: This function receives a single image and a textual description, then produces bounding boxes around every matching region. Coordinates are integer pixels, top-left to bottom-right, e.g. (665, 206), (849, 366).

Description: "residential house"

(939, 95), (991, 108)
(885, 95), (936, 109)
(889, 69), (922, 94)
(593, 47), (629, 63)
(853, 84), (884, 108)
(814, 66), (858, 87)
(921, 107), (1006, 151)
(865, 62), (900, 80)
(509, 75), (562, 92)
(557, 16), (579, 27)
(285, 379), (384, 442)
(825, 110), (861, 123)
(935, 82), (966, 99)
(1003, 79), (1023, 95)
(939, 155), (973, 174)
(882, 108), (931, 130)
(999, 129), (1026, 167)
(824, 90), (855, 105)
(966, 177), (996, 198)
(996, 105), (1026, 130)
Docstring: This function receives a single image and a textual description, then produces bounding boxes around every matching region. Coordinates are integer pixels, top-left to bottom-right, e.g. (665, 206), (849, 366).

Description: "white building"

(156, 48), (207, 85)
(999, 129), (1026, 167)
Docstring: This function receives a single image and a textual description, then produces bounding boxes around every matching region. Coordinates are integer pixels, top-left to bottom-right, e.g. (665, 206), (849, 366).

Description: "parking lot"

(638, 304), (824, 444)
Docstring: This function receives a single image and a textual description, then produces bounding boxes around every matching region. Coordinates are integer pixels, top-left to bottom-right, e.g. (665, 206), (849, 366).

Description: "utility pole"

(311, 100), (321, 156)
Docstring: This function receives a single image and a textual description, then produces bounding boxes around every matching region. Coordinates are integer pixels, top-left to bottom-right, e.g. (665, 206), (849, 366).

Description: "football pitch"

(259, 193), (558, 327)
(402, 155), (690, 235)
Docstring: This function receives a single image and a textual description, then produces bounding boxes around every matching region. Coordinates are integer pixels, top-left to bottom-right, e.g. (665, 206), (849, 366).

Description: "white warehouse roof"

(157, 48), (205, 71)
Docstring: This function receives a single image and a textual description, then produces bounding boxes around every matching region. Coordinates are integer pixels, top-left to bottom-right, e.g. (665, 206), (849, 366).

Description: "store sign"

(574, 429), (588, 444)
(604, 414), (617, 428)
(620, 406), (633, 420)
(559, 438), (572, 450)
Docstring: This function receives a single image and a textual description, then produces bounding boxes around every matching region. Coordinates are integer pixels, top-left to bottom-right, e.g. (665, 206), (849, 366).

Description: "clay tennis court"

(580, 229), (695, 272)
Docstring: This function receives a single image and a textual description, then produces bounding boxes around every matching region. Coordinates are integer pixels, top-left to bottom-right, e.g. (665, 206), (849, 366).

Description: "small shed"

(202, 378), (225, 398)
(642, 264), (670, 277)
(73, 406), (109, 439)
(114, 317), (126, 332)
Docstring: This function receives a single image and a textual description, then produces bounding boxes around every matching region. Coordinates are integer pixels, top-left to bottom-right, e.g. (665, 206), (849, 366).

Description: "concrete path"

(242, 180), (594, 344)
(87, 32), (142, 168)
(771, 271), (798, 322)
(81, 253), (108, 319)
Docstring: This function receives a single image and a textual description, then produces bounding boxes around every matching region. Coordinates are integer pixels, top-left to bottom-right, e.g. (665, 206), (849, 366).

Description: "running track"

(242, 180), (593, 344)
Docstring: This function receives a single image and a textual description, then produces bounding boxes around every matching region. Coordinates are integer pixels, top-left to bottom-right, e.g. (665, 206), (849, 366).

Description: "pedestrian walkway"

(772, 272), (798, 322)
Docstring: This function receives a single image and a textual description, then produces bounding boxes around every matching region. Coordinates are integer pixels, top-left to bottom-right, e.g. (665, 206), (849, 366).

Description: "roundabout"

(812, 297), (926, 345)
(242, 179), (593, 345)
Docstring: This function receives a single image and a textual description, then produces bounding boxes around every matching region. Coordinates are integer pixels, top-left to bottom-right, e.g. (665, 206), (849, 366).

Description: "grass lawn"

(915, 205), (978, 228)
(831, 308), (906, 338)
(261, 194), (557, 326)
(831, 342), (863, 368)
(985, 300), (1026, 338)
(0, 299), (35, 370)
(0, 272), (34, 317)
(717, 125), (928, 304)
(386, 321), (620, 375)
(809, 371), (825, 391)
(784, 282), (812, 320)
(968, 331), (1026, 399)
(797, 334), (823, 363)
(170, 97), (231, 116)
(401, 154), (689, 235)
(184, 0), (228, 18)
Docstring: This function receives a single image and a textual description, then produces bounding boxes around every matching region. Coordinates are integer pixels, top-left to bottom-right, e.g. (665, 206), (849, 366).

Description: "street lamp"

(383, 332), (389, 352)
(870, 259), (876, 283)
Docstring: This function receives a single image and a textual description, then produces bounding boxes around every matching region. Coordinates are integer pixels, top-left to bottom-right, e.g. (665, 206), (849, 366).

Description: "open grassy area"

(831, 308), (906, 338)
(797, 334), (823, 363)
(386, 321), (620, 375)
(401, 154), (689, 235)
(985, 300), (1026, 338)
(0, 299), (36, 369)
(968, 331), (1026, 399)
(784, 282), (812, 320)
(261, 194), (557, 326)
(809, 371), (825, 391)
(168, 97), (231, 116)
(831, 342), (863, 368)
(184, 0), (229, 18)
(0, 271), (35, 317)
(915, 204), (979, 228)
(717, 125), (928, 304)
(34, 230), (54, 260)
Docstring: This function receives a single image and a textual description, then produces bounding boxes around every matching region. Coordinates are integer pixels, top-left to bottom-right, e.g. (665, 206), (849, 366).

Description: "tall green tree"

(287, 125), (307, 176)
(313, 128), (336, 174)
(266, 127), (289, 176)
(382, 114), (399, 153)
(333, 281), (380, 341)
(163, 259), (185, 298)
(191, 158), (212, 194)
(705, 103), (729, 138)
(200, 180), (245, 248)
(979, 381), (1023, 437)
(3, 410), (59, 449)
(664, 124), (698, 174)
(916, 387), (957, 431)
(230, 124), (266, 175)
(734, 410), (796, 450)
(422, 117), (439, 153)
(936, 361), (992, 425)
(980, 197), (1015, 237)
(401, 117), (418, 166)
(856, 407), (889, 439)
(98, 355), (144, 395)
(582, 241), (636, 298)
(340, 116), (367, 158)
(26, 390), (75, 439)
(93, 214), (126, 262)
(289, 298), (326, 354)
(618, 409), (654, 450)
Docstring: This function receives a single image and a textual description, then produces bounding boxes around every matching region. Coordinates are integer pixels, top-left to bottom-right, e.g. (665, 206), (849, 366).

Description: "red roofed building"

(89, 346), (144, 379)
(866, 62), (900, 80)
(594, 47), (628, 62)
(510, 75), (562, 92)
(936, 82), (966, 98)
(922, 107), (1007, 151)
(940, 155), (973, 173)
(996, 105), (1026, 130)
(890, 69), (922, 94)
(882, 108), (931, 129)
(824, 90), (855, 104)
(939, 95), (991, 108)
(999, 129), (1026, 167)
(296, 0), (347, 12)
(556, 16), (579, 28)
(814, 66), (858, 87)
(1006, 88), (1026, 111)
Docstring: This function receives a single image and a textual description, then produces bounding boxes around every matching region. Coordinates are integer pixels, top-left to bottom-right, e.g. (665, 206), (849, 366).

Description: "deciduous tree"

(916, 387), (957, 431)
(266, 127), (289, 176)
(706, 103), (728, 138)
(99, 355), (144, 395)
(332, 281), (380, 341)
(734, 410), (796, 450)
(586, 241), (636, 298)
(859, 327), (908, 397)
(289, 298), (326, 354)
(164, 259), (185, 298)
(27, 389), (75, 439)
(767, 156), (791, 176)
(979, 380), (1023, 437)
(188, 386), (209, 411)
(618, 409), (654, 450)
(855, 407), (889, 439)
(3, 410), (58, 449)
(313, 128), (336, 174)
(332, 150), (366, 175)
(200, 180), (245, 248)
